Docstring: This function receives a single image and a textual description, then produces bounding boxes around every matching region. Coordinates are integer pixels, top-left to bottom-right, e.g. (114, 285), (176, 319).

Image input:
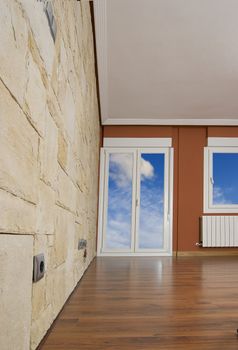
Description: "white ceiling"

(94, 0), (238, 125)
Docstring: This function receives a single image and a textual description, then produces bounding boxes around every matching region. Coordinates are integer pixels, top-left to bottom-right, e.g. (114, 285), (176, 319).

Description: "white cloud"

(106, 220), (132, 249)
(138, 185), (164, 249)
(106, 153), (163, 250)
(141, 158), (154, 180)
(105, 177), (164, 250)
(109, 153), (155, 188)
(110, 153), (133, 188)
(106, 184), (132, 249)
(108, 187), (132, 212)
(213, 186), (230, 205)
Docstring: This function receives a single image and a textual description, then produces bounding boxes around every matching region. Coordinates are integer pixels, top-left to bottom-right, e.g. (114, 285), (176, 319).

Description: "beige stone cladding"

(0, 0), (100, 349)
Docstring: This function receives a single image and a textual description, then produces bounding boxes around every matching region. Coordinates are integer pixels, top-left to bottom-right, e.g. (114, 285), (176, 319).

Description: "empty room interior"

(1, 0), (238, 349)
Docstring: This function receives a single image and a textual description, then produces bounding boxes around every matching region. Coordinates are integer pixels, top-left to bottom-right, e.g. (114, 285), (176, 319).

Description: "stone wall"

(0, 1), (100, 349)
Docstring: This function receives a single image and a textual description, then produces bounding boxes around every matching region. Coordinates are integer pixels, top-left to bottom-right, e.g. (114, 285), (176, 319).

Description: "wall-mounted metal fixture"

(84, 248), (87, 258)
(37, 0), (57, 42)
(33, 254), (45, 282)
(78, 239), (87, 250)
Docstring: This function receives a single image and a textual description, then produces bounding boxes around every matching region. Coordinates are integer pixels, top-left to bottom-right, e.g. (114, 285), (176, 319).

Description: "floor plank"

(38, 256), (238, 349)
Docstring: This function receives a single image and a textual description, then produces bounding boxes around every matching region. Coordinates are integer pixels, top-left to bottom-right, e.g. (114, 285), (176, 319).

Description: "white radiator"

(201, 216), (238, 247)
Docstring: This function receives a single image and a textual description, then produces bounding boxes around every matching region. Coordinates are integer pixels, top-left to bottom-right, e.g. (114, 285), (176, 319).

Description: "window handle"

(210, 177), (214, 185)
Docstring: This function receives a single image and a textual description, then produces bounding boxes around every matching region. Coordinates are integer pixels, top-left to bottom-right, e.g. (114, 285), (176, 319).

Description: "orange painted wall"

(208, 127), (238, 137)
(177, 127), (206, 251)
(103, 125), (238, 252)
(103, 126), (174, 138)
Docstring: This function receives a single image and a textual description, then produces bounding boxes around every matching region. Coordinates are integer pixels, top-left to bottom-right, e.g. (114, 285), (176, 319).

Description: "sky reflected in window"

(138, 153), (164, 249)
(105, 152), (165, 251)
(105, 153), (133, 249)
(213, 153), (238, 205)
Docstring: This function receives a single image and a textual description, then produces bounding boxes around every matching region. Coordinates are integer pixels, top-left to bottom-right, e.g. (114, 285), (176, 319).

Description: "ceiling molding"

(93, 0), (108, 119)
(103, 118), (238, 126)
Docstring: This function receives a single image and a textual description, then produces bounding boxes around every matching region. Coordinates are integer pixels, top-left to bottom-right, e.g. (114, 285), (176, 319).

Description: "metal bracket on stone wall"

(33, 254), (45, 282)
(78, 239), (87, 250)
(37, 0), (57, 42)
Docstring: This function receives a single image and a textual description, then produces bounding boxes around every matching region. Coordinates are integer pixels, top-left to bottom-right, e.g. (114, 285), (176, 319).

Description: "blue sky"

(105, 153), (164, 250)
(139, 153), (164, 249)
(213, 153), (238, 205)
(106, 153), (133, 249)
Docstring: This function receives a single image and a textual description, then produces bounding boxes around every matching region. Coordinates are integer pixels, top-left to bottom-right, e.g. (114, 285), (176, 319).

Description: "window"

(97, 138), (174, 256)
(204, 146), (238, 213)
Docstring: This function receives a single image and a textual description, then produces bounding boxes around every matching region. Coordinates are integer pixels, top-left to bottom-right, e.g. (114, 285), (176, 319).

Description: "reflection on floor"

(39, 256), (238, 350)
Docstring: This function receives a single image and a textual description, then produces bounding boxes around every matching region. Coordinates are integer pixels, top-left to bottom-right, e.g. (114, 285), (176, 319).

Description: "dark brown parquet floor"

(39, 256), (238, 350)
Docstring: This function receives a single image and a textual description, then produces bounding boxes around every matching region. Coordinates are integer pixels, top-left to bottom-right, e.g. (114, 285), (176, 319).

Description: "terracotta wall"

(103, 125), (238, 253)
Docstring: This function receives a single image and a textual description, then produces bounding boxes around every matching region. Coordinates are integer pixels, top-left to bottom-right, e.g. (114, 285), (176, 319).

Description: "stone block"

(66, 145), (79, 185)
(75, 160), (87, 193)
(52, 264), (66, 318)
(75, 221), (83, 247)
(0, 189), (36, 234)
(62, 82), (76, 142)
(30, 304), (53, 350)
(67, 51), (80, 101)
(40, 112), (58, 188)
(23, 53), (47, 137)
(48, 235), (54, 247)
(72, 123), (83, 159)
(75, 189), (85, 219)
(0, 234), (33, 350)
(45, 271), (54, 307)
(59, 39), (68, 76)
(50, 39), (68, 107)
(57, 130), (68, 172)
(56, 166), (76, 214)
(51, 64), (67, 113)
(36, 181), (55, 235)
(54, 206), (69, 266)
(19, 0), (55, 77)
(47, 246), (56, 273)
(31, 276), (46, 322)
(0, 81), (39, 203)
(47, 85), (65, 131)
(34, 234), (48, 257)
(0, 0), (28, 106)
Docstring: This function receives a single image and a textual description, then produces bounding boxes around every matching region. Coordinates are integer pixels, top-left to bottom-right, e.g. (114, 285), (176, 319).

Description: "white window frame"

(97, 138), (174, 256)
(103, 137), (172, 148)
(204, 145), (238, 213)
(134, 148), (171, 254)
(101, 148), (137, 253)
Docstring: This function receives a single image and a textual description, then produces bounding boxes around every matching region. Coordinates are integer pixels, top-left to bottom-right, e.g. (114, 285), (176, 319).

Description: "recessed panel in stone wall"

(0, 235), (33, 350)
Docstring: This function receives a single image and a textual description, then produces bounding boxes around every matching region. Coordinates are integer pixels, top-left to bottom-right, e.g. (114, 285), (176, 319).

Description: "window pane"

(138, 153), (164, 249)
(105, 153), (133, 249)
(213, 153), (238, 205)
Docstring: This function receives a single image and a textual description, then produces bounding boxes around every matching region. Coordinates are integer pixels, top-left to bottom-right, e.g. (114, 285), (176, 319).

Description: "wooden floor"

(39, 256), (238, 350)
